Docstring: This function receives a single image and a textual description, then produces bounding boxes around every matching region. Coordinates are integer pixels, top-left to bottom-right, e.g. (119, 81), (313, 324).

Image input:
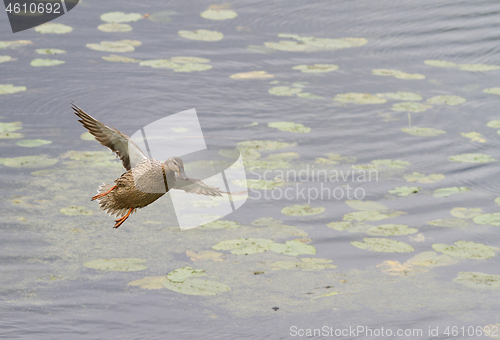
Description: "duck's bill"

(178, 169), (188, 180)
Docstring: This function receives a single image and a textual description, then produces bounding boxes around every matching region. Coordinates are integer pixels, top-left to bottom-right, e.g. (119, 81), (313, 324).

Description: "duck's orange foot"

(113, 208), (133, 229)
(92, 185), (116, 201)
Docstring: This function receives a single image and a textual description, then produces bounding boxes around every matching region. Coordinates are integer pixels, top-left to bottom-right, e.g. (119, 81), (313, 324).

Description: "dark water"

(1, 0), (500, 338)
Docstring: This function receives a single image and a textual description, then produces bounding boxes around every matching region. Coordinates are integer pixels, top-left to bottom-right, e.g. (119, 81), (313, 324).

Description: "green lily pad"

(372, 159), (411, 169)
(236, 140), (296, 151)
(230, 71), (274, 79)
(268, 122), (311, 133)
(292, 64), (338, 73)
(372, 69), (425, 79)
(343, 210), (405, 221)
(315, 153), (356, 164)
(60, 205), (93, 216)
(392, 102), (432, 112)
(269, 240), (316, 256)
(484, 87), (500, 96)
(351, 237), (414, 253)
(139, 58), (212, 72)
(170, 56), (211, 64)
(80, 132), (94, 141)
(178, 29), (223, 41)
(35, 23), (73, 34)
(424, 60), (457, 68)
(0, 121), (22, 132)
(376, 92), (422, 101)
(128, 276), (168, 289)
(487, 119), (500, 128)
(272, 258), (337, 271)
(334, 92), (386, 104)
(98, 23), (132, 32)
(102, 55), (140, 63)
(232, 179), (284, 190)
(212, 238), (274, 255)
(267, 152), (300, 161)
(0, 40), (32, 49)
(401, 127), (446, 137)
(30, 58), (65, 67)
(1, 155), (57, 168)
(201, 9), (237, 20)
(84, 258), (147, 271)
(433, 187), (470, 198)
(200, 220), (241, 229)
(403, 172), (444, 183)
(15, 139), (51, 147)
(100, 12), (143, 23)
(406, 251), (459, 268)
(36, 48), (66, 55)
(167, 266), (207, 282)
(269, 86), (302, 96)
(86, 40), (141, 53)
(448, 153), (495, 163)
(243, 158), (290, 169)
(345, 200), (387, 211)
(296, 92), (323, 99)
(0, 132), (23, 139)
(473, 213), (500, 226)
(366, 224), (418, 236)
(461, 132), (485, 142)
(264, 34), (367, 52)
(450, 207), (483, 219)
(427, 219), (471, 228)
(458, 64), (500, 72)
(0, 55), (12, 63)
(453, 271), (500, 289)
(388, 186), (420, 196)
(326, 221), (373, 233)
(427, 95), (466, 105)
(0, 84), (26, 94)
(432, 240), (496, 259)
(281, 204), (325, 216)
(148, 10), (177, 23)
(162, 278), (230, 296)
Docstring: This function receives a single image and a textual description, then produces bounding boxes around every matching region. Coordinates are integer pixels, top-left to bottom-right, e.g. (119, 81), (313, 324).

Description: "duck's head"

(165, 156), (188, 180)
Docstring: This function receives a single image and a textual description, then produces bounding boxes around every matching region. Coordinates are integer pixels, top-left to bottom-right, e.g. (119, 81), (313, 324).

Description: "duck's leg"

(92, 185), (116, 201)
(114, 208), (133, 229)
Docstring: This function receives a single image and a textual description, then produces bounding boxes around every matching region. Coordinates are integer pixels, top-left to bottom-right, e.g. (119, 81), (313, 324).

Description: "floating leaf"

(388, 186), (420, 196)
(424, 60), (457, 68)
(167, 266), (207, 282)
(450, 207), (483, 219)
(148, 10), (177, 23)
(296, 92), (323, 99)
(200, 220), (241, 229)
(403, 172), (444, 183)
(212, 238), (274, 255)
(201, 9), (237, 20)
(427, 219), (471, 228)
(267, 152), (300, 161)
(36, 48), (66, 55)
(458, 64), (500, 72)
(35, 23), (73, 34)
(86, 40), (141, 53)
(232, 179), (284, 190)
(281, 204), (325, 216)
(178, 29), (223, 41)
(367, 224), (418, 236)
(427, 95), (466, 106)
(268, 122), (310, 133)
(186, 250), (224, 261)
(237, 140), (296, 151)
(0, 84), (26, 95)
(230, 71), (274, 79)
(345, 200), (387, 211)
(461, 132), (485, 142)
(402, 127), (445, 137)
(84, 258), (147, 271)
(483, 87), (500, 96)
(15, 139), (51, 147)
(0, 40), (32, 49)
(272, 258), (337, 271)
(473, 213), (500, 226)
(60, 205), (93, 216)
(292, 64), (338, 73)
(334, 92), (386, 104)
(433, 241), (496, 259)
(98, 23), (132, 32)
(102, 55), (140, 63)
(311, 291), (341, 300)
(407, 251), (459, 268)
(269, 240), (316, 256)
(0, 121), (22, 132)
(30, 59), (65, 67)
(100, 12), (143, 23)
(263, 34), (367, 52)
(315, 153), (356, 164)
(1, 155), (57, 168)
(162, 278), (230, 296)
(343, 210), (405, 221)
(372, 69), (425, 79)
(433, 187), (470, 198)
(453, 271), (500, 289)
(448, 153), (495, 163)
(0, 55), (12, 63)
(392, 102), (432, 112)
(372, 159), (410, 169)
(128, 276), (168, 289)
(351, 237), (414, 253)
(376, 92), (422, 101)
(326, 221), (373, 232)
(269, 86), (302, 96)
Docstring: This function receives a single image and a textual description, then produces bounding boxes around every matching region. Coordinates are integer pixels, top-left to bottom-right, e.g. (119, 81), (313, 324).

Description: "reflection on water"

(1, 0), (500, 338)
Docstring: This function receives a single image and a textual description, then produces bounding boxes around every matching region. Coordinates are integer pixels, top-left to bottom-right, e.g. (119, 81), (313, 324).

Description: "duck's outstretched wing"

(72, 102), (147, 170)
(172, 177), (223, 196)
